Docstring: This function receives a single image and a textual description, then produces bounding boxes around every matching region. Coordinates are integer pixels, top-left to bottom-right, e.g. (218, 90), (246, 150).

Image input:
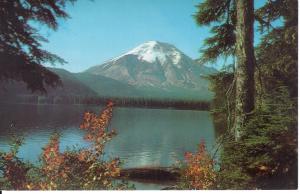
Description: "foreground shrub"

(179, 141), (217, 190)
(0, 101), (131, 190)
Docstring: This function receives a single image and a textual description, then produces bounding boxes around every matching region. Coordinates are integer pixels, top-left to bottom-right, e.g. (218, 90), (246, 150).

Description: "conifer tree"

(195, 0), (298, 188)
(233, 0), (255, 139)
(0, 0), (76, 93)
(194, 0), (256, 140)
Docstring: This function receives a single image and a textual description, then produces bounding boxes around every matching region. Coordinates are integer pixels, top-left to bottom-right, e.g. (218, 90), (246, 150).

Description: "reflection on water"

(0, 103), (216, 188)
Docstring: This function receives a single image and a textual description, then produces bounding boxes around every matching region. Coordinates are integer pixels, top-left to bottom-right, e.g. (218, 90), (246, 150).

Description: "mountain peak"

(133, 40), (169, 47)
(142, 40), (159, 46)
(86, 40), (215, 100)
(112, 40), (182, 64)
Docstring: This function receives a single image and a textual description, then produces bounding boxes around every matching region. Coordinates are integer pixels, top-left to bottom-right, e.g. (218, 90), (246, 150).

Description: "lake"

(0, 103), (216, 189)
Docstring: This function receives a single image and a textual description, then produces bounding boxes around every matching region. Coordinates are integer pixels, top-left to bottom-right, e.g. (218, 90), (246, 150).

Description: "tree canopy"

(0, 0), (75, 93)
(194, 0), (236, 65)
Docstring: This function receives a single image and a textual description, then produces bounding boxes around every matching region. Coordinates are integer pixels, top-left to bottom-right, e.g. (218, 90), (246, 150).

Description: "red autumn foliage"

(0, 101), (129, 190)
(181, 140), (216, 190)
(1, 152), (28, 190)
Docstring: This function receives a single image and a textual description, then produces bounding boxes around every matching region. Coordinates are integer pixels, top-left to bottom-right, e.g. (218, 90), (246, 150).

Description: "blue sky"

(40, 0), (267, 73)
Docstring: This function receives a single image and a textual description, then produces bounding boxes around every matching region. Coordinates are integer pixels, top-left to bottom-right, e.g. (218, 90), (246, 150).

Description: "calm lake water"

(0, 103), (216, 189)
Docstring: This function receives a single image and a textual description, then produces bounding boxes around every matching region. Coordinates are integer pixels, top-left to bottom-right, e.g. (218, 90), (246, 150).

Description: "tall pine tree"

(194, 0), (256, 140)
(195, 0), (297, 189)
(234, 0), (255, 140)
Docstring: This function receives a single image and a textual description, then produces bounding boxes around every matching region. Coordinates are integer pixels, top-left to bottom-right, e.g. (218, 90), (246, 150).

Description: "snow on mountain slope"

(86, 41), (217, 100)
(112, 41), (182, 65)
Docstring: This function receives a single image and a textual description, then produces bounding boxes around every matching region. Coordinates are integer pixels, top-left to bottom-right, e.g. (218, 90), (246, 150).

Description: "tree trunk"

(234, 0), (255, 140)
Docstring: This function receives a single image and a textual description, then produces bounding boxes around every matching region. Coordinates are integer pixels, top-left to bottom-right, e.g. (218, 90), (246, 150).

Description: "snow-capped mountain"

(86, 41), (216, 100)
(113, 40), (182, 65)
(0, 41), (217, 102)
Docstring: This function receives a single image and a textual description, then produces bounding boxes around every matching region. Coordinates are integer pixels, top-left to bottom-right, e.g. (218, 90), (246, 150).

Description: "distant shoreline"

(0, 101), (211, 111)
(0, 95), (211, 111)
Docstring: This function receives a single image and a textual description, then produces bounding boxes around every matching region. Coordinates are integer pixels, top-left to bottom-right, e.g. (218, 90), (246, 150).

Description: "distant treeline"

(83, 96), (211, 110)
(3, 95), (211, 110)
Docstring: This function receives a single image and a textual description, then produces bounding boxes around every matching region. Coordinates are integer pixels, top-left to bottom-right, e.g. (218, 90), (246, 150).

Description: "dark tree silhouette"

(0, 0), (75, 93)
